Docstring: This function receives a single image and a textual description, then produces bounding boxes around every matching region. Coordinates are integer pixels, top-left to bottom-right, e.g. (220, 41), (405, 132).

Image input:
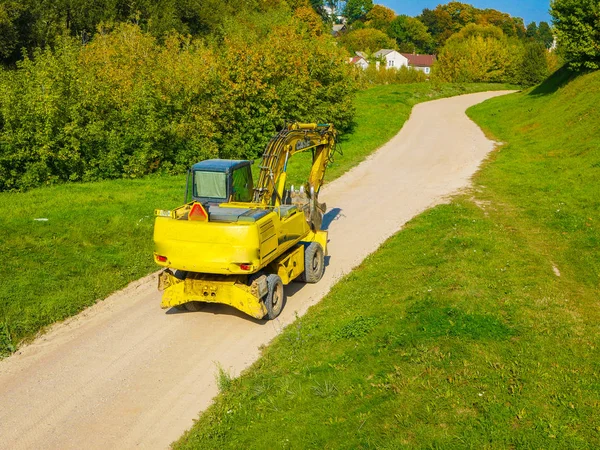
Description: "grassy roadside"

(174, 70), (600, 448)
(0, 82), (515, 356)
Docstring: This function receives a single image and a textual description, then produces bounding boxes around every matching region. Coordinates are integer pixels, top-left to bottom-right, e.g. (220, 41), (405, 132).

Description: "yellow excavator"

(153, 123), (337, 319)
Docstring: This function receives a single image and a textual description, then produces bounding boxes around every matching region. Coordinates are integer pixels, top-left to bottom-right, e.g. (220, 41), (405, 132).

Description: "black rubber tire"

(184, 301), (204, 312)
(300, 242), (325, 283)
(264, 274), (285, 320)
(173, 270), (188, 280)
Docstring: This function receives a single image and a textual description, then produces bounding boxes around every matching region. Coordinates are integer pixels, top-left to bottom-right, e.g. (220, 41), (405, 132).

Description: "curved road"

(0, 91), (514, 449)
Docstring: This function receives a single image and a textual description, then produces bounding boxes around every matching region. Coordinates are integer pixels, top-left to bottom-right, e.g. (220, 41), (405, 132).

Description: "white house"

(373, 49), (409, 69)
(400, 53), (437, 75)
(349, 54), (369, 70)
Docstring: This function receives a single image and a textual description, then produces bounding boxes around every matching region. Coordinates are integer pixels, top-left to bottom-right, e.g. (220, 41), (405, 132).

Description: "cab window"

(231, 166), (253, 202)
(193, 171), (227, 199)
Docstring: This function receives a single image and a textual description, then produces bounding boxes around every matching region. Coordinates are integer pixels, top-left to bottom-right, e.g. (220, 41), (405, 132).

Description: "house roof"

(349, 56), (367, 65)
(331, 24), (346, 36)
(355, 51), (368, 59)
(400, 53), (437, 67)
(373, 49), (396, 58)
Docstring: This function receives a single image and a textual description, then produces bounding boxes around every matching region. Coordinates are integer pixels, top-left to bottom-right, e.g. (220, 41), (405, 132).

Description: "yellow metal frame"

(158, 230), (328, 320)
(159, 270), (268, 319)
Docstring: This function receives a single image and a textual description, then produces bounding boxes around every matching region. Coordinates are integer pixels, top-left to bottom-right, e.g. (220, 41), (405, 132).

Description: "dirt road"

(0, 91), (514, 449)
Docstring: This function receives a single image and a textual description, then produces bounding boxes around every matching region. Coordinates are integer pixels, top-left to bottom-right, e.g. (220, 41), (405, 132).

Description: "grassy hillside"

(174, 70), (600, 448)
(0, 82), (512, 356)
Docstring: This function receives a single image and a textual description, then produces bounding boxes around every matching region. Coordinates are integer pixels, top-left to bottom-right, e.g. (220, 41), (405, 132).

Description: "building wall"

(412, 66), (431, 74)
(385, 52), (409, 69)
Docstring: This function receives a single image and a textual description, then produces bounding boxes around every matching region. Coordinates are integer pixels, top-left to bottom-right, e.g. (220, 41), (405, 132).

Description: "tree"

(294, 5), (324, 36)
(478, 8), (524, 37)
(434, 24), (521, 83)
(418, 7), (454, 48)
(537, 21), (554, 49)
(339, 27), (395, 53)
(518, 42), (550, 85)
(419, 2), (528, 52)
(551, 0), (600, 70)
(0, 2), (20, 59)
(343, 0), (373, 24)
(526, 21), (538, 39)
(364, 4), (395, 31)
(388, 15), (434, 53)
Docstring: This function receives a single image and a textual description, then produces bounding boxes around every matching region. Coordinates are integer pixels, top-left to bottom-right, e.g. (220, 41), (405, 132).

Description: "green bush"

(356, 64), (428, 86)
(433, 24), (523, 83)
(0, 12), (356, 191)
(517, 42), (551, 86)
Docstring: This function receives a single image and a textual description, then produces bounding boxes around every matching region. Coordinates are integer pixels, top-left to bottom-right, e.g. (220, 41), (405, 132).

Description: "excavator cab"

(184, 159), (254, 205)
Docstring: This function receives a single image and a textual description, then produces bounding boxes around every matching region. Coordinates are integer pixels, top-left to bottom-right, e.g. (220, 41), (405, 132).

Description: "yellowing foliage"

(434, 24), (522, 83)
(0, 14), (355, 191)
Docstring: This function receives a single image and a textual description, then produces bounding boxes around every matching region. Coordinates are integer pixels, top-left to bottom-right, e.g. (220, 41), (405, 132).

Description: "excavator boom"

(252, 123), (337, 207)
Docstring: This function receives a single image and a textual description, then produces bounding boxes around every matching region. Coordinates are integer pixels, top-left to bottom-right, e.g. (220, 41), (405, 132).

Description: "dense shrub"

(339, 28), (396, 54)
(517, 42), (551, 86)
(356, 65), (427, 87)
(0, 12), (356, 191)
(433, 24), (523, 83)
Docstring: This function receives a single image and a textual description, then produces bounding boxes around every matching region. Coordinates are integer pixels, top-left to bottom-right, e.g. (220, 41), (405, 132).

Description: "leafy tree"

(0, 0), (264, 65)
(339, 27), (395, 53)
(434, 24), (521, 83)
(294, 5), (324, 36)
(526, 21), (538, 39)
(343, 0), (373, 24)
(537, 21), (554, 49)
(0, 9), (356, 190)
(324, 0), (343, 23)
(478, 8), (525, 37)
(364, 5), (395, 31)
(518, 42), (550, 85)
(419, 2), (527, 51)
(388, 15), (434, 53)
(551, 0), (600, 70)
(0, 2), (20, 59)
(418, 7), (454, 48)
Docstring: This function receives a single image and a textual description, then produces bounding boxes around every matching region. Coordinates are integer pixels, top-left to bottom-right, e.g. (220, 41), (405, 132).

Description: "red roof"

(350, 56), (365, 64)
(400, 53), (436, 67)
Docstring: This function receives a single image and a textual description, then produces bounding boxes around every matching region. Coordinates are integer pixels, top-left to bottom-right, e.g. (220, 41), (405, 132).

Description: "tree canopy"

(364, 5), (395, 31)
(339, 27), (395, 53)
(418, 2), (526, 49)
(388, 15), (434, 53)
(551, 0), (600, 70)
(434, 23), (521, 83)
(343, 0), (373, 24)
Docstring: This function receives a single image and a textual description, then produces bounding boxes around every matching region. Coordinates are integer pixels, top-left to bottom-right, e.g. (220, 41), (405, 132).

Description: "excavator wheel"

(264, 274), (285, 320)
(300, 242), (325, 283)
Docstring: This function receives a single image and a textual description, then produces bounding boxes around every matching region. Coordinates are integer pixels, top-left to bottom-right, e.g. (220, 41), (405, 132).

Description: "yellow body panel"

(154, 204), (311, 275)
(271, 245), (305, 285)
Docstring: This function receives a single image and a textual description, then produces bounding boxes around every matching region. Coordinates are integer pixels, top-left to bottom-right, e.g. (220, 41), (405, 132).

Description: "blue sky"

(378, 0), (552, 25)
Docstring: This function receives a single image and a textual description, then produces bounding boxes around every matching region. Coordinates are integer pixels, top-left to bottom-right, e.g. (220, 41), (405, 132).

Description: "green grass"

(174, 70), (600, 448)
(0, 82), (514, 356)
